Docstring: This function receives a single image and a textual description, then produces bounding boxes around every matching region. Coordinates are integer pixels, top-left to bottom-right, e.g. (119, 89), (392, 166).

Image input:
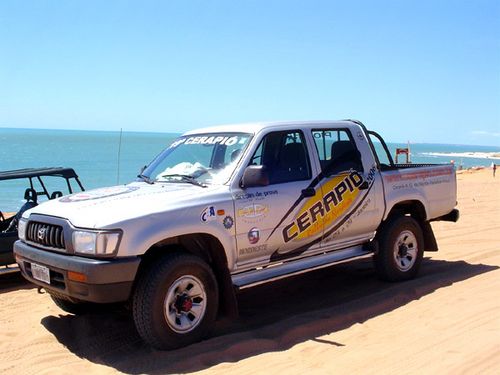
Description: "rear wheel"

(132, 253), (218, 350)
(374, 216), (424, 281)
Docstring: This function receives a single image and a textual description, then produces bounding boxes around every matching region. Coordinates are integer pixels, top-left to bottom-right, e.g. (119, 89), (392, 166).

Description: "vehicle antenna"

(117, 128), (123, 184)
(408, 140), (411, 163)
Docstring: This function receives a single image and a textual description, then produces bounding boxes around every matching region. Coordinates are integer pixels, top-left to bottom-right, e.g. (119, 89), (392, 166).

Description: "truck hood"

(25, 182), (226, 229)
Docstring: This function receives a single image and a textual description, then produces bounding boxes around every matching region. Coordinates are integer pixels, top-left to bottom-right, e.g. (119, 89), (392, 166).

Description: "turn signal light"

(68, 271), (87, 283)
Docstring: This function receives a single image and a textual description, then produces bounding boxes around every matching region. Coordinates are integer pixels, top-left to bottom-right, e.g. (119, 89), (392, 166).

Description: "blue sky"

(0, 0), (499, 146)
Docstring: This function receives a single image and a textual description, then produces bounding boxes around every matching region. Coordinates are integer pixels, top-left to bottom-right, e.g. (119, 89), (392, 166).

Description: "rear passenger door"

(233, 130), (324, 268)
(311, 128), (382, 249)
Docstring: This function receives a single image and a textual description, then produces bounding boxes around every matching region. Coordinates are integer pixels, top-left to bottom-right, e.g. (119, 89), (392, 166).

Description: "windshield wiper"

(137, 174), (154, 185)
(160, 174), (207, 188)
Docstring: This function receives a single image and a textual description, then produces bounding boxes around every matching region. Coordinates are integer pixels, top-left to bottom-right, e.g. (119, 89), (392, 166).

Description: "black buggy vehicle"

(0, 168), (84, 267)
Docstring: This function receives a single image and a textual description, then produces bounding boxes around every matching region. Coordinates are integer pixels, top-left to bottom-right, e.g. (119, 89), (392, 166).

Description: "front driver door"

(233, 129), (324, 269)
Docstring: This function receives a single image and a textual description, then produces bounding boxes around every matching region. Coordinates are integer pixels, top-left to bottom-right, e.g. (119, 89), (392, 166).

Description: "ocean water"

(0, 128), (177, 212)
(1, 127), (499, 212)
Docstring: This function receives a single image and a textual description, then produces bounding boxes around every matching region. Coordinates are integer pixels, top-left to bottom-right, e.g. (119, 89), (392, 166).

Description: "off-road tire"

(374, 215), (424, 281)
(132, 252), (218, 350)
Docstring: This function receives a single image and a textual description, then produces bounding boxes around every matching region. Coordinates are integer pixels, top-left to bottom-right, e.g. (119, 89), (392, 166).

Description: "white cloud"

(471, 130), (500, 137)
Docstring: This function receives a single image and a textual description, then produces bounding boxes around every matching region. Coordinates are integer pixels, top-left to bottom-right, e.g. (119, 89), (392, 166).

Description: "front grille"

(27, 221), (65, 249)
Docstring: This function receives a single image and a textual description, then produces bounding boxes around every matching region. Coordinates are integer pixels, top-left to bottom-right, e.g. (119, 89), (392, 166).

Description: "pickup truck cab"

(14, 120), (459, 349)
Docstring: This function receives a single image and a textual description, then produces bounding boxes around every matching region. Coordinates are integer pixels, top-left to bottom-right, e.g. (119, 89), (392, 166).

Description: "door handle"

(301, 188), (316, 197)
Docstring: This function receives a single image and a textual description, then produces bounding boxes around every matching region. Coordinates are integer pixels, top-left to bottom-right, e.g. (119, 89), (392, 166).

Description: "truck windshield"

(142, 133), (252, 186)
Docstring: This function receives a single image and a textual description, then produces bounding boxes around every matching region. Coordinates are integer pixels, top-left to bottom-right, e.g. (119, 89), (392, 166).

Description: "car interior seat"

(273, 142), (309, 183)
(326, 140), (363, 175)
(50, 191), (63, 199)
(3, 188), (38, 232)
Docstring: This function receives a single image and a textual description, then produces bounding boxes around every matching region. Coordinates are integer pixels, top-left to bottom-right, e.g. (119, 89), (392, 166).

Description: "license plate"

(31, 263), (50, 284)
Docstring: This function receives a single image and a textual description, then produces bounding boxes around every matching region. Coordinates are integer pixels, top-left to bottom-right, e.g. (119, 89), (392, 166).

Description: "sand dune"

(1, 169), (499, 374)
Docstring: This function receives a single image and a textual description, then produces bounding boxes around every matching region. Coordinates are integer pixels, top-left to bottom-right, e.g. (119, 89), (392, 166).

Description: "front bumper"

(14, 240), (141, 303)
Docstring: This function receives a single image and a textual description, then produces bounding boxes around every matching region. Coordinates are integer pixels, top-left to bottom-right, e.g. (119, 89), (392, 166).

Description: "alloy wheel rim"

(164, 275), (207, 333)
(393, 230), (418, 271)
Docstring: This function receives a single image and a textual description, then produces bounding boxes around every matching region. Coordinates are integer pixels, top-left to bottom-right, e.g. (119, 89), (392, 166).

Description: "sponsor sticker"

(247, 227), (260, 244)
(282, 171), (364, 243)
(239, 244), (267, 255)
(384, 166), (453, 183)
(234, 190), (278, 201)
(237, 204), (269, 220)
(169, 135), (248, 149)
(201, 206), (217, 222)
(223, 216), (234, 229)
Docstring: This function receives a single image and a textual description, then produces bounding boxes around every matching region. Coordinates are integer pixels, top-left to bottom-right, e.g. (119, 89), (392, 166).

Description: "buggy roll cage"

(0, 168), (85, 200)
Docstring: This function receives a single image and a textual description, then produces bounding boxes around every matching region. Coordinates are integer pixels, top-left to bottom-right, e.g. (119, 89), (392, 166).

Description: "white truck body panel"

(382, 165), (457, 220)
(19, 120), (458, 276)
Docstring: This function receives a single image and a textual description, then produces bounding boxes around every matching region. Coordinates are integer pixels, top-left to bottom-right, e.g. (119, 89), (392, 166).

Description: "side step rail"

(232, 246), (372, 290)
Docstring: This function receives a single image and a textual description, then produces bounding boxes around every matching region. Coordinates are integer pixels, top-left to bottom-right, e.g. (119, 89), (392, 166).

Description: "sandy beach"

(1, 168), (499, 374)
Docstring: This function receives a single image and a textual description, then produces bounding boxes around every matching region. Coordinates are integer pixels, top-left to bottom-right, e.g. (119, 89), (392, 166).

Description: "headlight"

(18, 219), (27, 241)
(72, 230), (121, 256)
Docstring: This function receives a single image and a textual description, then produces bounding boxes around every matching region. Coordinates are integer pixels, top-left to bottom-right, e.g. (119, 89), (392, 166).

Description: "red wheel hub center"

(181, 298), (193, 312)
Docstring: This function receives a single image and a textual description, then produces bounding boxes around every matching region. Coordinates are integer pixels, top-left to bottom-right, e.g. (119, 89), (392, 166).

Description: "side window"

(249, 130), (311, 184)
(249, 140), (263, 166)
(312, 129), (363, 175)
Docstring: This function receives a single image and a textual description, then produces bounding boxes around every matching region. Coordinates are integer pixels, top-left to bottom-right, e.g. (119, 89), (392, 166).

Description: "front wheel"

(374, 216), (424, 281)
(132, 253), (218, 350)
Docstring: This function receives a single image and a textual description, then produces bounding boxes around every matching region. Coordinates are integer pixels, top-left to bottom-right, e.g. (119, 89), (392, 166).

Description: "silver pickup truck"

(14, 120), (459, 349)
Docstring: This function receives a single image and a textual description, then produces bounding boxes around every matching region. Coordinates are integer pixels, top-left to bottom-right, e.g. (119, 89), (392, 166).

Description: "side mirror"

(240, 165), (270, 188)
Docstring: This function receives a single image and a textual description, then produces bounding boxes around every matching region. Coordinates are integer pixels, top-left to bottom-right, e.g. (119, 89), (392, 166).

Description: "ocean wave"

(421, 152), (500, 160)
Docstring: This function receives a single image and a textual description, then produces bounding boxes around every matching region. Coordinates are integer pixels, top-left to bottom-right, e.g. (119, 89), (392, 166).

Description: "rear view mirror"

(240, 165), (269, 188)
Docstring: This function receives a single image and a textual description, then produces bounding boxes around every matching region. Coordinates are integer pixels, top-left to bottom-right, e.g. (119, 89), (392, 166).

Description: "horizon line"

(1, 125), (499, 149)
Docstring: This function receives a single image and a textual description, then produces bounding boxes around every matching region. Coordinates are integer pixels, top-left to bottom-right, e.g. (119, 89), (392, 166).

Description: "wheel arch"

(385, 199), (427, 222)
(373, 214), (425, 281)
(136, 233), (238, 318)
(379, 200), (438, 252)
